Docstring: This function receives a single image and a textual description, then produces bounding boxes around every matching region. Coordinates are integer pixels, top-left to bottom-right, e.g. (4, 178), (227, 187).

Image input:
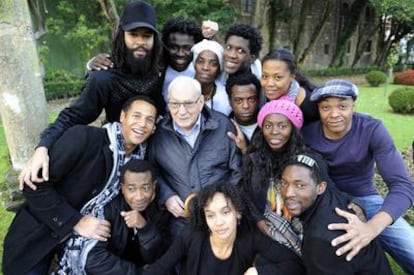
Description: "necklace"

(203, 84), (216, 102)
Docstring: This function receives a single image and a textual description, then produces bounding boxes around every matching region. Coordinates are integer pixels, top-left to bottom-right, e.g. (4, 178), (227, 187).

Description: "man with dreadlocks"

(19, 1), (164, 188)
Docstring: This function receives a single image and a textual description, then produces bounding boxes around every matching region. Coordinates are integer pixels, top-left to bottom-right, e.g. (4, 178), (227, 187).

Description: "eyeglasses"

(168, 96), (201, 110)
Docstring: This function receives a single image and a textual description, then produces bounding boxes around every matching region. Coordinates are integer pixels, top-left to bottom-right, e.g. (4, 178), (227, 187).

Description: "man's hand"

(328, 207), (390, 261)
(165, 195), (185, 218)
(121, 210), (146, 229)
(74, 215), (111, 241)
(88, 53), (113, 71)
(244, 267), (258, 275)
(18, 147), (49, 191)
(201, 20), (219, 39)
(227, 119), (248, 154)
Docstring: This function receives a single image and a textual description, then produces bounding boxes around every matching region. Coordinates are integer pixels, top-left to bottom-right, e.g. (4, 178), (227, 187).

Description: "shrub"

(365, 70), (387, 87)
(304, 66), (381, 77)
(393, 70), (414, 85)
(44, 80), (83, 100)
(388, 87), (414, 113)
(43, 68), (83, 100)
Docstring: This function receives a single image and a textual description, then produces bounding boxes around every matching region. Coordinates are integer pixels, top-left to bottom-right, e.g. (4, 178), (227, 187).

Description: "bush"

(43, 68), (83, 100)
(44, 80), (83, 100)
(388, 87), (414, 113)
(393, 69), (414, 85)
(304, 66), (381, 77)
(365, 70), (387, 87)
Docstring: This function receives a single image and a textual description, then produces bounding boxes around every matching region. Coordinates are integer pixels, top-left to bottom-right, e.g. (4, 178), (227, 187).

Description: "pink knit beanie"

(257, 99), (304, 129)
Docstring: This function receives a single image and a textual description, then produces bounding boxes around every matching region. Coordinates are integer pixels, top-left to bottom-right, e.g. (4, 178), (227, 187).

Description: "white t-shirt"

(162, 64), (195, 103)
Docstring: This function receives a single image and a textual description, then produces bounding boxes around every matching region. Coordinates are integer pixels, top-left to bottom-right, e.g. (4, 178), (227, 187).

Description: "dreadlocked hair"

(111, 26), (161, 75)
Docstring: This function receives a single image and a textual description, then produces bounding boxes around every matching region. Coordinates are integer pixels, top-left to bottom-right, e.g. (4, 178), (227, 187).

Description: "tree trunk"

(97, 0), (119, 30)
(329, 0), (368, 67)
(0, 0), (48, 170)
(297, 1), (331, 65)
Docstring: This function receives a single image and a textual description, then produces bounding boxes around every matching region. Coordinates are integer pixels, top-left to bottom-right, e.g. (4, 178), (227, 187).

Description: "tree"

(370, 0), (414, 67)
(329, 0), (369, 67)
(0, 0), (49, 207)
(151, 0), (237, 33)
(0, 0), (48, 169)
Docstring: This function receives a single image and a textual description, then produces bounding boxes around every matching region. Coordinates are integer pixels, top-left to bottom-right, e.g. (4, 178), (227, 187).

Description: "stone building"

(230, 0), (379, 69)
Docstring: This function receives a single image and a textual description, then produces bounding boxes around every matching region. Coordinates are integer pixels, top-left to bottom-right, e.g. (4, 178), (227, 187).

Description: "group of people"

(3, 1), (414, 274)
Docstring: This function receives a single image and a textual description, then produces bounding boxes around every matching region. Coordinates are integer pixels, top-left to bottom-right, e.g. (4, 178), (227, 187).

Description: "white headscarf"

(191, 39), (224, 72)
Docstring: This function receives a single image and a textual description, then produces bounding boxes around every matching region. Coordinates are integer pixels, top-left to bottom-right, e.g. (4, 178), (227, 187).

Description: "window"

(365, 40), (372, 53)
(242, 0), (254, 14)
(324, 44), (329, 55)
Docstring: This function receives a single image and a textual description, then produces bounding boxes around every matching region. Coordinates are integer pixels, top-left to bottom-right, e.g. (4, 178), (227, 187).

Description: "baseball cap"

(119, 1), (157, 33)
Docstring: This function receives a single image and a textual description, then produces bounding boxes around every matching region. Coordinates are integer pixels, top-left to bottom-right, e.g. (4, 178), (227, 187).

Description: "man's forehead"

(169, 88), (199, 101)
(125, 170), (153, 182)
(226, 35), (250, 47)
(169, 32), (194, 43)
(129, 100), (156, 113)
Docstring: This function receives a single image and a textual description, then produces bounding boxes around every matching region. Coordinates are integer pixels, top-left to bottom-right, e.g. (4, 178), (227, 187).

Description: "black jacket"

(143, 223), (304, 275)
(3, 125), (114, 275)
(39, 69), (163, 149)
(85, 194), (171, 274)
(299, 187), (392, 274)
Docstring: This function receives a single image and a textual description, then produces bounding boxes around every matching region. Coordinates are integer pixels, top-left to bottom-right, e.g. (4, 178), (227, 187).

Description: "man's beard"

(125, 47), (153, 75)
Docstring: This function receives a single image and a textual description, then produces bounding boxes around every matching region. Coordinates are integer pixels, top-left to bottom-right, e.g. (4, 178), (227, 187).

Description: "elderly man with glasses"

(149, 76), (242, 237)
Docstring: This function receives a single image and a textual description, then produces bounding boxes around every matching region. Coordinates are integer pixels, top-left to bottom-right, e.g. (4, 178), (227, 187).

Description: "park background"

(0, 0), (413, 274)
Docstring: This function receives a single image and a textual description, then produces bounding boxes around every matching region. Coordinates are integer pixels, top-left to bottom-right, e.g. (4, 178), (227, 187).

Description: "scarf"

(278, 79), (300, 102)
(54, 122), (146, 274)
(264, 175), (303, 256)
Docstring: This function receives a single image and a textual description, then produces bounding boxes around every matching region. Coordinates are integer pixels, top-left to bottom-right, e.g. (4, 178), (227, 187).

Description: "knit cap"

(257, 100), (304, 129)
(191, 39), (224, 71)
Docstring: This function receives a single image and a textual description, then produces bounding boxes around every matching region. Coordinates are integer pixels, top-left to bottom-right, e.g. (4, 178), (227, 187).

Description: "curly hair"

(243, 126), (308, 191)
(190, 182), (256, 231)
(225, 71), (261, 99)
(262, 48), (316, 91)
(161, 18), (203, 47)
(225, 24), (263, 57)
(111, 26), (161, 75)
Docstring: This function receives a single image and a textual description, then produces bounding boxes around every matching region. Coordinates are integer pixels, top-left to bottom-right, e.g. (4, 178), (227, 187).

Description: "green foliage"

(304, 66), (381, 77)
(150, 0), (237, 32)
(394, 69), (414, 85)
(388, 87), (414, 113)
(43, 69), (83, 100)
(365, 70), (387, 87)
(46, 1), (111, 62)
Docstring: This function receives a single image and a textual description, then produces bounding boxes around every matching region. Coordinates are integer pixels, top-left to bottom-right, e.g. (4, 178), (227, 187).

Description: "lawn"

(0, 82), (412, 274)
(356, 83), (414, 151)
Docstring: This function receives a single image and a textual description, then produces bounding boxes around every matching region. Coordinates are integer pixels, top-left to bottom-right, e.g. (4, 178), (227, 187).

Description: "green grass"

(356, 82), (414, 151)
(0, 124), (15, 270)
